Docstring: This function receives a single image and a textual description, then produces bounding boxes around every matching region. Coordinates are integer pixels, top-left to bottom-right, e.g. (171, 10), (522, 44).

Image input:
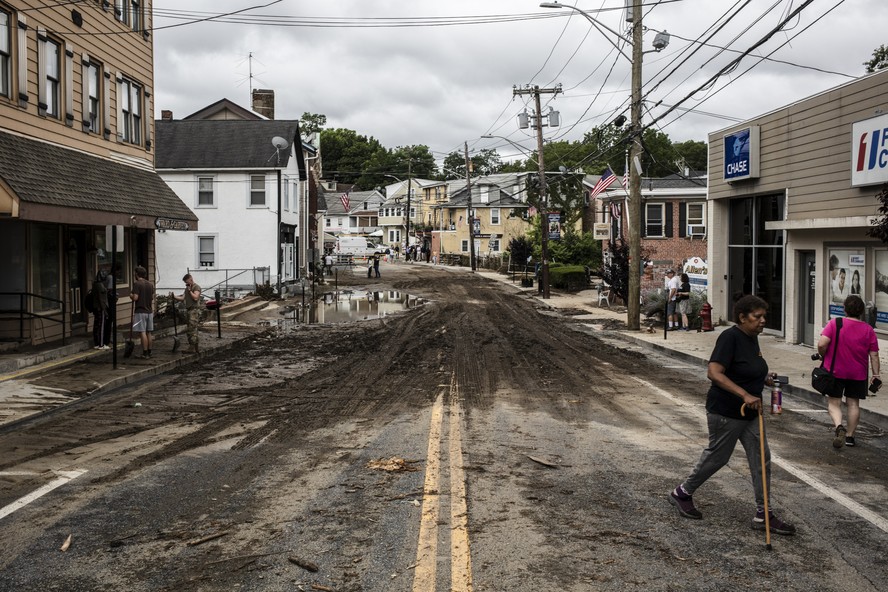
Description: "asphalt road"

(0, 264), (886, 591)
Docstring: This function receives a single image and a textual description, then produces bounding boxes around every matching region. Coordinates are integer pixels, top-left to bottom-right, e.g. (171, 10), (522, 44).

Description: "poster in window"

(828, 249), (865, 318)
(875, 250), (888, 328)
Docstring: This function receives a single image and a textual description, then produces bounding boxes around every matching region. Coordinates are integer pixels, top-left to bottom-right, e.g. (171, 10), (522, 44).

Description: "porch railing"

(185, 267), (271, 298)
(0, 292), (68, 344)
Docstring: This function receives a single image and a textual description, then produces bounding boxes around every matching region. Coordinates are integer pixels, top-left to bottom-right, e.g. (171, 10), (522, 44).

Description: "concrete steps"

(218, 295), (270, 321)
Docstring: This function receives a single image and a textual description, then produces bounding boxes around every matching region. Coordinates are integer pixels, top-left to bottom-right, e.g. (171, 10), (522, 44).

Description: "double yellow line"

(412, 374), (473, 592)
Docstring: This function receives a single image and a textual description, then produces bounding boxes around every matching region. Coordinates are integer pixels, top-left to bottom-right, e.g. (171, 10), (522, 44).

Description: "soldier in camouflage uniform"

(172, 273), (202, 354)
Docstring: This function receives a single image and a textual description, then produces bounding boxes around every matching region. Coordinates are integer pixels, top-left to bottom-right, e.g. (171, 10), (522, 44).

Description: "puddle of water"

(273, 290), (424, 325)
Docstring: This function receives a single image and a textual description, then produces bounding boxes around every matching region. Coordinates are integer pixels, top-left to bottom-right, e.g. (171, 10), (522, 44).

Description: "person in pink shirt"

(817, 295), (880, 448)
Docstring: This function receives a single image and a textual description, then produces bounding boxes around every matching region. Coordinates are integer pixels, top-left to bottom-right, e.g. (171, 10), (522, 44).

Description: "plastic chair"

(597, 282), (611, 307)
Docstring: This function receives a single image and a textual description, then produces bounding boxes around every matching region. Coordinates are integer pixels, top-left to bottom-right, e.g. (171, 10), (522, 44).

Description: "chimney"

(252, 89), (275, 120)
(161, 110), (173, 121)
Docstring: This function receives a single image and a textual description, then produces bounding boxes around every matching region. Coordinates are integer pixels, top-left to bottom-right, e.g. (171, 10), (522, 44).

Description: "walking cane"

(741, 402), (772, 550)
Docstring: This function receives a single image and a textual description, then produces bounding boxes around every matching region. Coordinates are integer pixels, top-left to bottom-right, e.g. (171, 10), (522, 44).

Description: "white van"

(336, 236), (382, 257)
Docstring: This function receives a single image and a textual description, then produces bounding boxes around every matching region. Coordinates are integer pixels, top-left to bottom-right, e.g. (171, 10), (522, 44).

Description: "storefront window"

(94, 229), (129, 288)
(827, 248), (865, 319)
(30, 224), (61, 312)
(875, 250), (888, 329)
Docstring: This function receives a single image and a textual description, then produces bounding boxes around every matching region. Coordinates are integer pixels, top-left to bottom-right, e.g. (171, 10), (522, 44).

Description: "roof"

(321, 189), (384, 215)
(182, 98), (266, 121)
(0, 130), (197, 226)
(155, 120), (303, 172)
(446, 184), (527, 208)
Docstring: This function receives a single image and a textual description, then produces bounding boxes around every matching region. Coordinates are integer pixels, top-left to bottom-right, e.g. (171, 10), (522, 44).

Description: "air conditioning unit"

(687, 224), (707, 237)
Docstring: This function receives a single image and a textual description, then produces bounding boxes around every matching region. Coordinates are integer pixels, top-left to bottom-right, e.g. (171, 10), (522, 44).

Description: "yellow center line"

(412, 392), (444, 591)
(449, 385), (473, 592)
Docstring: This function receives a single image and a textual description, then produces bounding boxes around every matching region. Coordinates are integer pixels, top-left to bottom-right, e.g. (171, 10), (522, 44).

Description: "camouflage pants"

(186, 308), (200, 348)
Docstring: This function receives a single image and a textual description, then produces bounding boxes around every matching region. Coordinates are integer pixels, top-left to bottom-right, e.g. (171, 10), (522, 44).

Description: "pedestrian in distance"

(367, 256), (373, 278)
(172, 273), (202, 354)
(665, 269), (680, 330)
(129, 265), (155, 359)
(669, 294), (796, 536)
(678, 273), (692, 331)
(324, 252), (334, 276)
(91, 270), (110, 349)
(817, 295), (880, 448)
(373, 252), (381, 278)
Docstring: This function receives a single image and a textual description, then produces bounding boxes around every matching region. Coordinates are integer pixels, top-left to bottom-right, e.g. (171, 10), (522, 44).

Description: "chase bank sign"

(851, 113), (888, 187)
(723, 126), (760, 183)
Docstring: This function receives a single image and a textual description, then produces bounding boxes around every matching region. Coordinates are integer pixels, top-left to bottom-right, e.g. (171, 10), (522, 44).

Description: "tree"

(671, 140), (708, 174)
(864, 45), (888, 73)
(865, 184), (888, 243)
(442, 149), (502, 179)
(319, 128), (386, 187)
(299, 112), (326, 137)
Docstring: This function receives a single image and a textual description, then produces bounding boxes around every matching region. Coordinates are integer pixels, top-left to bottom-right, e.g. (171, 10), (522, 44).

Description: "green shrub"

(550, 264), (589, 292)
(642, 288), (708, 328)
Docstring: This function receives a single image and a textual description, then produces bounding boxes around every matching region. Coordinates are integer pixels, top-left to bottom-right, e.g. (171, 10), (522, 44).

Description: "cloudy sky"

(152, 0), (885, 167)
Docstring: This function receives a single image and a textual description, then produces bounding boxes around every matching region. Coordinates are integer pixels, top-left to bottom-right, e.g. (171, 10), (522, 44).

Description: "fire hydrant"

(700, 302), (714, 332)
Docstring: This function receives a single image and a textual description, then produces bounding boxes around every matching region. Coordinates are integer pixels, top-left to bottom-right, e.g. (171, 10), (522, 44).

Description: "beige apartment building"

(0, 1), (195, 345)
(707, 68), (888, 346)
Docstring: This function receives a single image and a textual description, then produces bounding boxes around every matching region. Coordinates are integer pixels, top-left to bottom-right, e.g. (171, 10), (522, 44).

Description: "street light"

(272, 136), (289, 296)
(540, 1), (668, 330)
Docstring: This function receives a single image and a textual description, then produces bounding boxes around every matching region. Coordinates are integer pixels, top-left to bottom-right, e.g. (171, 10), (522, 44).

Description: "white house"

(154, 105), (313, 296)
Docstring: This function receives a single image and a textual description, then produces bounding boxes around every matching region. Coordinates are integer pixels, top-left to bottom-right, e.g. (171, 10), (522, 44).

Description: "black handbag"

(812, 318), (843, 395)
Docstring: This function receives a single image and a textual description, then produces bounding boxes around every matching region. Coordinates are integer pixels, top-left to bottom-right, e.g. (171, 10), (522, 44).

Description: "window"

(461, 240), (469, 253)
(86, 62), (100, 132)
(197, 177), (214, 207)
(645, 203), (665, 238)
(119, 77), (142, 144)
(490, 208), (501, 225)
(30, 224), (60, 312)
(250, 175), (266, 206)
(687, 203), (704, 226)
(0, 10), (10, 98)
(489, 238), (500, 252)
(198, 236), (216, 268)
(325, 218), (331, 228)
(115, 0), (141, 30)
(130, 0), (141, 31)
(42, 37), (61, 118)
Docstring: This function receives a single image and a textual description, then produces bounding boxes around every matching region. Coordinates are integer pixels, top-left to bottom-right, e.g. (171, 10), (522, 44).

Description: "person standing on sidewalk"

(91, 270), (110, 349)
(172, 274), (202, 354)
(677, 273), (692, 331)
(665, 269), (680, 330)
(129, 266), (155, 359)
(669, 294), (795, 536)
(817, 295), (880, 448)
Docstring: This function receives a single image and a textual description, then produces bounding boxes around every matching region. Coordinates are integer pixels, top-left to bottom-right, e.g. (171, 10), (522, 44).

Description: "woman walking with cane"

(669, 294), (795, 535)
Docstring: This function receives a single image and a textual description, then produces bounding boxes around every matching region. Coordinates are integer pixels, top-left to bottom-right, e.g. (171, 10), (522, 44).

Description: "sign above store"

(155, 218), (191, 231)
(723, 126), (760, 183)
(851, 113), (888, 187)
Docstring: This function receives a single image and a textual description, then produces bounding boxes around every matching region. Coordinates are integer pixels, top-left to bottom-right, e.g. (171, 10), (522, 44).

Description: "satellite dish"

(272, 136), (289, 150)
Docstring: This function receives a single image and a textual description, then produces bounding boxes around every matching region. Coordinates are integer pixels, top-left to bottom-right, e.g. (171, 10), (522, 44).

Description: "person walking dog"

(669, 294), (795, 536)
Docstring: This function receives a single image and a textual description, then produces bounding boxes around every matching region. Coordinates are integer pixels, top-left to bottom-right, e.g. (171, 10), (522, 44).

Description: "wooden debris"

(186, 531), (230, 547)
(527, 455), (559, 468)
(366, 457), (420, 472)
(288, 556), (319, 572)
(60, 534), (72, 552)
(310, 584), (335, 591)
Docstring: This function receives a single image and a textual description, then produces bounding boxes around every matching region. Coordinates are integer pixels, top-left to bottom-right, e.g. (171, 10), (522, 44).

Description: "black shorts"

(828, 377), (868, 400)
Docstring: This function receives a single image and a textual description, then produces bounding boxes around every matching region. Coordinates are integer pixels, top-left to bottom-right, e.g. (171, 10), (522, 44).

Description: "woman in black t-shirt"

(668, 295), (796, 536)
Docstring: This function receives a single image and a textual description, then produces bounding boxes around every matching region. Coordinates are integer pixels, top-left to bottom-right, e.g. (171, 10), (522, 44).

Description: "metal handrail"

(0, 291), (68, 344)
(185, 267), (270, 296)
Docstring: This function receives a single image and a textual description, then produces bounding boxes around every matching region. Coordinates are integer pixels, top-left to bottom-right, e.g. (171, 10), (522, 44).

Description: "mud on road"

(0, 264), (886, 591)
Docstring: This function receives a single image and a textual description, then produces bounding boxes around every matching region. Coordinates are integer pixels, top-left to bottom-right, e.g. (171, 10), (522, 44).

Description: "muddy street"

(1, 264), (887, 591)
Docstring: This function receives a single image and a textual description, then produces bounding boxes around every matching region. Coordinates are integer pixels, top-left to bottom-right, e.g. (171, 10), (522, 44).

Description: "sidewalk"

(2, 268), (887, 434)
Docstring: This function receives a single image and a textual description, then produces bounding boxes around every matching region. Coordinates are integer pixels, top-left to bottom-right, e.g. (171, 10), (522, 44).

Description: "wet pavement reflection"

(270, 290), (425, 325)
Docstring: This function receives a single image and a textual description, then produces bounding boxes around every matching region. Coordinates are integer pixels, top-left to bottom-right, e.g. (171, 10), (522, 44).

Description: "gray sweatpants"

(681, 412), (771, 512)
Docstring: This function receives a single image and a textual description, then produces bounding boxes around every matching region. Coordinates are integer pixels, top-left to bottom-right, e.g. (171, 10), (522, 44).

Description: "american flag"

(589, 167), (617, 199)
(622, 167), (629, 189)
(339, 192), (350, 212)
(610, 201), (621, 220)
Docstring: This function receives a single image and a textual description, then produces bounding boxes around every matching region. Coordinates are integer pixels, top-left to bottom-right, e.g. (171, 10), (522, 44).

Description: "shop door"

(67, 229), (87, 327)
(799, 251), (816, 345)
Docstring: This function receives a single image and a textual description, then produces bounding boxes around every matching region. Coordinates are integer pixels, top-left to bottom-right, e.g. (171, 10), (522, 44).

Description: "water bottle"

(770, 378), (782, 415)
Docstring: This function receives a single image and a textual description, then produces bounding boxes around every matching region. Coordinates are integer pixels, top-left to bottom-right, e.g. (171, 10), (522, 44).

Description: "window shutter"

(64, 47), (74, 126)
(678, 202), (687, 238)
(144, 87), (152, 150)
(115, 73), (123, 142)
(665, 203), (674, 238)
(81, 54), (90, 131)
(102, 71), (111, 139)
(16, 17), (27, 106)
(36, 28), (47, 115)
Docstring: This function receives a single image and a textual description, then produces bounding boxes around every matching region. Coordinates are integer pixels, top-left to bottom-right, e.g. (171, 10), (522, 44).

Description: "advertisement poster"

(682, 257), (708, 292)
(828, 249), (865, 318)
(875, 250), (888, 328)
(548, 213), (562, 241)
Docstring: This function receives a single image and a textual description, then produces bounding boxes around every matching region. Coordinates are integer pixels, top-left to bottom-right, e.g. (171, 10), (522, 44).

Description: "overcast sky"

(152, 0), (885, 168)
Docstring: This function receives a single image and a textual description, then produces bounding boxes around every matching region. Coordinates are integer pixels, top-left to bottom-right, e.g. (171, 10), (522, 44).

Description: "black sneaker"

(845, 436), (856, 447)
(833, 425), (847, 448)
(669, 487), (702, 519)
(752, 510), (796, 535)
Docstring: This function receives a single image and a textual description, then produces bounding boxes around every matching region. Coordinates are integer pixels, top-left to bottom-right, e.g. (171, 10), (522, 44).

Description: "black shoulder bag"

(812, 317), (843, 396)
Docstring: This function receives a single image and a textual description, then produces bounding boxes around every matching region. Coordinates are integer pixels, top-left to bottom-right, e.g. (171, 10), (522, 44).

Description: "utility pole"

(513, 85), (561, 299)
(406, 159), (412, 250)
(463, 142), (476, 271)
(627, 0), (643, 330)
